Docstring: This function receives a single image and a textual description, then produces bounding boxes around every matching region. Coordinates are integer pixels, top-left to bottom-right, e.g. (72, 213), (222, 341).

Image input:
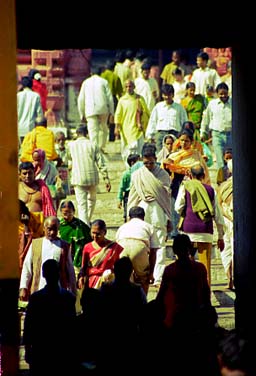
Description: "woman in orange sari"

(172, 121), (203, 155)
(164, 128), (210, 196)
(163, 129), (210, 237)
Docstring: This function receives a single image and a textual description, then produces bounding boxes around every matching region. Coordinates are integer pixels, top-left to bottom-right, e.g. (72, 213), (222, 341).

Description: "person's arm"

(77, 81), (86, 121)
(179, 104), (188, 126)
(114, 99), (123, 139)
(174, 183), (186, 215)
(77, 246), (88, 289)
(19, 245), (33, 301)
(117, 170), (130, 208)
(213, 190), (225, 251)
(200, 105), (211, 141)
(145, 105), (157, 141)
(66, 246), (77, 295)
(105, 81), (114, 116)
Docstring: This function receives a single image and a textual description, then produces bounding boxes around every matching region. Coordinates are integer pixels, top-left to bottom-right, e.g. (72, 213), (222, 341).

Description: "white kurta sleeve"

(174, 183), (186, 215)
(19, 245), (33, 289)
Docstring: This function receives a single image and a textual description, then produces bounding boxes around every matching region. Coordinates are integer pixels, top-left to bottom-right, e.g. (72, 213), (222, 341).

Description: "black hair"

(179, 128), (194, 141)
(21, 76), (33, 89)
(216, 82), (229, 92)
(172, 67), (183, 76)
(173, 234), (193, 258)
(19, 161), (34, 172)
(128, 206), (145, 219)
(28, 68), (39, 79)
(163, 134), (176, 144)
(218, 329), (253, 374)
(161, 83), (174, 96)
(206, 84), (214, 91)
(127, 154), (140, 167)
(142, 145), (156, 158)
(181, 121), (195, 133)
(141, 62), (152, 71)
(91, 219), (107, 231)
(185, 81), (196, 90)
(114, 256), (133, 281)
(76, 124), (88, 136)
(60, 200), (75, 211)
(197, 51), (209, 61)
(42, 259), (60, 284)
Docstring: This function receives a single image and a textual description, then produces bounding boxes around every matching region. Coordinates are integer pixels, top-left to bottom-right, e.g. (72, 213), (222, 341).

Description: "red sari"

(81, 241), (124, 288)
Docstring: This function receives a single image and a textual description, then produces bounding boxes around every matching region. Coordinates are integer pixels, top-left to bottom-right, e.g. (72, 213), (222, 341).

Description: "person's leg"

(225, 131), (232, 150)
(74, 185), (89, 225)
(120, 137), (129, 165)
(87, 115), (100, 147)
(87, 185), (97, 223)
(153, 227), (167, 286)
(137, 134), (145, 156)
(221, 218), (233, 288)
(123, 191), (129, 222)
(98, 113), (109, 151)
(197, 242), (212, 286)
(170, 196), (180, 238)
(212, 130), (225, 170)
(155, 131), (166, 153)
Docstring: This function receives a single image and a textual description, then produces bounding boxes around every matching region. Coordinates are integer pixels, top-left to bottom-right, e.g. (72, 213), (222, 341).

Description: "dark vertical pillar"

(233, 43), (256, 339)
(158, 49), (163, 87)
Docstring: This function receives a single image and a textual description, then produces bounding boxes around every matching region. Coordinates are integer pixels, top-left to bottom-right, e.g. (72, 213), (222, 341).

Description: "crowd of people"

(14, 48), (254, 375)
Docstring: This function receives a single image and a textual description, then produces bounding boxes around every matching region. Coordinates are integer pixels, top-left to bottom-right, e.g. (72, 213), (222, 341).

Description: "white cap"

(34, 72), (41, 80)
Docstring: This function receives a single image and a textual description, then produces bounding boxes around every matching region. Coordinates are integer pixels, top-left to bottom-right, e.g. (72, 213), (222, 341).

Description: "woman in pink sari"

(78, 219), (124, 289)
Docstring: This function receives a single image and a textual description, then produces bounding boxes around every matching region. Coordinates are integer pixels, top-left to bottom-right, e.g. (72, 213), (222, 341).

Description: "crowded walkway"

(18, 138), (235, 374)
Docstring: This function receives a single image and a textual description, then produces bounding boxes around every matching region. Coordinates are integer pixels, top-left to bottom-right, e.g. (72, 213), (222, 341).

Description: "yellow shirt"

(20, 126), (59, 162)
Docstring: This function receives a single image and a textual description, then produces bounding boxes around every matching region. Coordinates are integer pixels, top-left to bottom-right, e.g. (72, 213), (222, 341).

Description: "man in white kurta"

(191, 51), (221, 96)
(17, 76), (43, 144)
(67, 125), (111, 226)
(127, 147), (172, 287)
(77, 66), (114, 152)
(19, 216), (76, 301)
(134, 62), (160, 113)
